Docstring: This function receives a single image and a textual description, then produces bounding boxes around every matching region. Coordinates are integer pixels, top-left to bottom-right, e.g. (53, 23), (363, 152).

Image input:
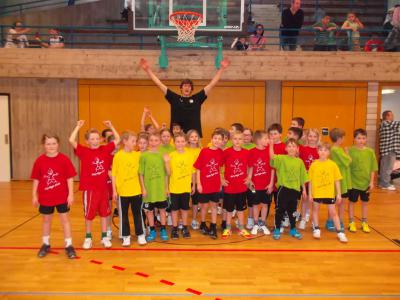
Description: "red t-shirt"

(248, 147), (272, 191)
(74, 143), (115, 191)
(299, 145), (319, 170)
(274, 142), (287, 155)
(31, 153), (77, 206)
(222, 147), (249, 194)
(193, 147), (223, 194)
(106, 151), (114, 198)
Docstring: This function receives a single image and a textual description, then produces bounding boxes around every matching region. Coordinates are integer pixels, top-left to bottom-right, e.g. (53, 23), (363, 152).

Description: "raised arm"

(140, 108), (147, 132)
(147, 110), (160, 130)
(139, 58), (168, 95)
(69, 120), (85, 149)
(204, 57), (230, 95)
(103, 120), (120, 146)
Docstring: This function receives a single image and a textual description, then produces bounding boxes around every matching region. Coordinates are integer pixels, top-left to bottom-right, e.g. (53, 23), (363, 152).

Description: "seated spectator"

(312, 15), (338, 51)
(231, 36), (249, 51)
(385, 5), (400, 52)
(35, 28), (65, 48)
(364, 34), (384, 52)
(249, 24), (266, 50)
(341, 12), (364, 51)
(4, 22), (30, 48)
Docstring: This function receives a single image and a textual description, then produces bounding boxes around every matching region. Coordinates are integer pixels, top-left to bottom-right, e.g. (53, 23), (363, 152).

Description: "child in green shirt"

(348, 129), (378, 233)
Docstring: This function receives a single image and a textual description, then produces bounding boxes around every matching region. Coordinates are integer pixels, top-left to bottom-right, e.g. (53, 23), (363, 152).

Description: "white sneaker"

(122, 236), (131, 247)
(381, 185), (396, 191)
(337, 232), (348, 243)
(167, 214), (173, 226)
(101, 237), (112, 248)
(191, 220), (199, 230)
(260, 225), (270, 235)
(217, 206), (222, 215)
(106, 230), (113, 240)
(246, 218), (254, 230)
(298, 219), (306, 230)
(282, 217), (289, 228)
(82, 238), (92, 250)
(313, 229), (321, 239)
(280, 227), (284, 233)
(251, 224), (259, 235)
(137, 234), (147, 245)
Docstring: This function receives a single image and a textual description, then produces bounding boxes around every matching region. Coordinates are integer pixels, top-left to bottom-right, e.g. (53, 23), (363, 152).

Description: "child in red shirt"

(69, 120), (120, 250)
(221, 131), (251, 239)
(31, 134), (77, 259)
(194, 129), (224, 239)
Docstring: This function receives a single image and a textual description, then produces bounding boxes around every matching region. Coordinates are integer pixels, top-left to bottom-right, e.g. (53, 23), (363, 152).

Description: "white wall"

(382, 87), (400, 121)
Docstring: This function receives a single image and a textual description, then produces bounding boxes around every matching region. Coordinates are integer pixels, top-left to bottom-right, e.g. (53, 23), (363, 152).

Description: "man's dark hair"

(353, 128), (367, 138)
(288, 127), (303, 139)
(267, 123), (283, 134)
(292, 117), (305, 128)
(382, 110), (392, 120)
(231, 122), (244, 133)
(180, 79), (194, 91)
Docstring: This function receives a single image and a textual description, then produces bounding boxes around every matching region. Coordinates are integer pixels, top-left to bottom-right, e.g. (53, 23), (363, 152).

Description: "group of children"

(31, 112), (378, 259)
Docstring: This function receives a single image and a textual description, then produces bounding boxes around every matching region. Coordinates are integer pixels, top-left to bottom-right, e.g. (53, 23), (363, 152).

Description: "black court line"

(0, 213), (40, 239)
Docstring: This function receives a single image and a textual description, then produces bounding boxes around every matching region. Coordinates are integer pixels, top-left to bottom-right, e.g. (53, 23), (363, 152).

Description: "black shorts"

(349, 189), (370, 203)
(191, 191), (200, 206)
(246, 189), (256, 207)
(313, 198), (336, 205)
(39, 203), (69, 215)
(143, 200), (169, 212)
(253, 190), (273, 205)
(198, 192), (220, 204)
(170, 193), (190, 211)
(341, 192), (349, 199)
(223, 192), (247, 212)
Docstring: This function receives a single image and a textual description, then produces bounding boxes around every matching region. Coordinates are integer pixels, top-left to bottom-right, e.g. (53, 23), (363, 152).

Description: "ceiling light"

(382, 89), (396, 94)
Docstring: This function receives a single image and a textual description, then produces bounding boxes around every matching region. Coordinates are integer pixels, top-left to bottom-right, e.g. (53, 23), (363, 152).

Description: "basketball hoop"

(169, 11), (203, 43)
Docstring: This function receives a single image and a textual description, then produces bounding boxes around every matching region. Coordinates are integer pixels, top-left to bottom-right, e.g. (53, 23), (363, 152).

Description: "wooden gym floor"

(0, 181), (399, 300)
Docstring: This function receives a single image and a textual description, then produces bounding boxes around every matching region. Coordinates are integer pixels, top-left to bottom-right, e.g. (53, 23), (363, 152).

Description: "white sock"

(65, 238), (72, 247)
(42, 235), (50, 245)
(107, 226), (112, 232)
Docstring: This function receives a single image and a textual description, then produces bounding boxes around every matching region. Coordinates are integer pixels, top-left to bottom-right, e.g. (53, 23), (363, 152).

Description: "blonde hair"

(304, 128), (320, 146)
(120, 130), (137, 143)
(84, 128), (100, 140)
(317, 142), (331, 151)
(186, 129), (201, 148)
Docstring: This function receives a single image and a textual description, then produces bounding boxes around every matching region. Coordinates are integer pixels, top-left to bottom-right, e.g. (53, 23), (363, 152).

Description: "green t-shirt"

(330, 146), (352, 194)
(283, 137), (304, 145)
(270, 155), (308, 191)
(313, 21), (338, 45)
(242, 143), (256, 150)
(159, 144), (175, 156)
(348, 146), (378, 190)
(139, 151), (166, 203)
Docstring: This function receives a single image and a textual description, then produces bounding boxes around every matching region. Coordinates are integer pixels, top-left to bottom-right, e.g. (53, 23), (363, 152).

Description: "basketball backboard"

(129, 0), (247, 36)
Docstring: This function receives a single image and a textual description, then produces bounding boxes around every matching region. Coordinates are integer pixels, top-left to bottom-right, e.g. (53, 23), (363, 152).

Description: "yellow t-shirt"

(112, 150), (141, 197)
(309, 159), (342, 199)
(168, 150), (196, 194)
(186, 147), (201, 160)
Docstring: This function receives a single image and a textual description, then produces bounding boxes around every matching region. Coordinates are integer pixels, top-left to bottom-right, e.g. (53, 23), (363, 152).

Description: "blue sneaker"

(325, 219), (335, 232)
(289, 228), (302, 240)
(273, 228), (281, 240)
(160, 228), (169, 241)
(146, 229), (156, 242)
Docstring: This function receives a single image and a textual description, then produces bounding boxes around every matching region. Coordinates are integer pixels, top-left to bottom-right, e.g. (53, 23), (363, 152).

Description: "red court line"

(112, 265), (126, 271)
(1, 246), (399, 253)
(186, 288), (202, 296)
(49, 250), (59, 255)
(90, 259), (103, 265)
(75, 256), (81, 259)
(160, 279), (175, 286)
(135, 272), (149, 278)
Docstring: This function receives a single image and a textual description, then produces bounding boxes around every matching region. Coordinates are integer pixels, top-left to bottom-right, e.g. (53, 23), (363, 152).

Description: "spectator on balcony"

(4, 22), (30, 48)
(280, 0), (304, 51)
(384, 5), (400, 52)
(249, 24), (266, 50)
(231, 36), (249, 51)
(364, 34), (384, 52)
(341, 12), (364, 51)
(312, 15), (338, 51)
(35, 28), (65, 49)
(383, 7), (395, 37)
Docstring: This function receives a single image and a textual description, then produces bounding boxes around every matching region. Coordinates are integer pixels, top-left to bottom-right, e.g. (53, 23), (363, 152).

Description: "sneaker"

(246, 218), (254, 230)
(337, 232), (348, 243)
(178, 220), (183, 230)
(101, 237), (112, 248)
(282, 216), (289, 228)
(289, 228), (302, 240)
(222, 228), (232, 239)
(381, 185), (396, 191)
(294, 211), (301, 222)
(82, 238), (92, 250)
(325, 219), (335, 232)
(171, 228), (179, 240)
(251, 224), (259, 235)
(209, 226), (218, 239)
(348, 221), (357, 233)
(298, 219), (306, 230)
(312, 228), (321, 239)
(137, 234), (147, 245)
(65, 245), (77, 259)
(273, 228), (281, 240)
(361, 222), (371, 233)
(279, 227), (284, 233)
(160, 228), (169, 241)
(37, 244), (50, 258)
(182, 227), (191, 239)
(106, 230), (113, 240)
(217, 206), (222, 215)
(146, 229), (157, 242)
(199, 223), (210, 235)
(191, 220), (199, 230)
(239, 229), (252, 239)
(260, 225), (270, 235)
(122, 236), (131, 247)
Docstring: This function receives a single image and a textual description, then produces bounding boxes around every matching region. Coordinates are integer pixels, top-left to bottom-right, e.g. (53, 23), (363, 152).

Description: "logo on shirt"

(148, 163), (162, 181)
(316, 170), (332, 189)
(176, 160), (190, 180)
(92, 157), (105, 176)
(206, 159), (219, 178)
(254, 158), (267, 177)
(44, 168), (60, 190)
(305, 155), (315, 168)
(231, 159), (244, 178)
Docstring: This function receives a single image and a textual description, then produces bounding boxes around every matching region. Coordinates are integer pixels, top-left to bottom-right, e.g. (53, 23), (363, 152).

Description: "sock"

(85, 233), (92, 239)
(101, 232), (107, 239)
(160, 225), (166, 230)
(362, 218), (367, 223)
(259, 221), (265, 226)
(247, 217), (253, 223)
(107, 226), (112, 232)
(42, 235), (50, 245)
(150, 226), (155, 231)
(65, 238), (72, 247)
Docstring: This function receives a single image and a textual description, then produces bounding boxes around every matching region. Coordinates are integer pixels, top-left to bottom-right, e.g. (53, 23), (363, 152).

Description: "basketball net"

(169, 11), (203, 43)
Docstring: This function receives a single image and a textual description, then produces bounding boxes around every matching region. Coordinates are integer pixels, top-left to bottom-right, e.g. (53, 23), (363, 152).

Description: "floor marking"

(135, 272), (149, 278)
(186, 288), (202, 296)
(89, 259), (103, 265)
(111, 265), (125, 271)
(160, 279), (175, 286)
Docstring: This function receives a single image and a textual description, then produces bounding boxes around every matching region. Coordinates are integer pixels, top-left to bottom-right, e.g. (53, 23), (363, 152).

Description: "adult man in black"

(280, 0), (304, 51)
(139, 58), (229, 137)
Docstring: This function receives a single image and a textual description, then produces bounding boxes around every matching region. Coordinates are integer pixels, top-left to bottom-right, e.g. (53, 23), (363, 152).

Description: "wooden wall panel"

(0, 79), (78, 180)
